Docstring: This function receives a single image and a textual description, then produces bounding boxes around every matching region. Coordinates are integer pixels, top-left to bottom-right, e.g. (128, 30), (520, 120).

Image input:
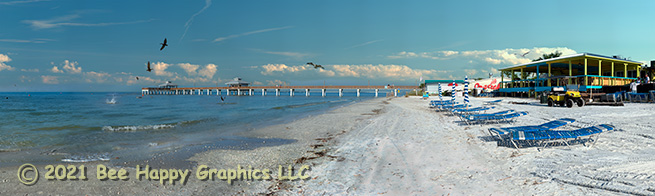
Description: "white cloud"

(389, 47), (577, 65)
(267, 79), (288, 86)
(41, 75), (58, 84)
(252, 81), (263, 85)
(259, 64), (334, 76)
(388, 51), (419, 59)
(464, 69), (478, 76)
(84, 71), (110, 83)
(152, 62), (174, 77)
(176, 63), (217, 79)
(213, 26), (293, 42)
(23, 14), (153, 30)
(178, 63), (199, 75)
(50, 66), (63, 73)
(20, 68), (39, 72)
(256, 63), (446, 81)
(198, 64), (217, 78)
(0, 54), (15, 71)
(331, 64), (445, 80)
(62, 60), (82, 73)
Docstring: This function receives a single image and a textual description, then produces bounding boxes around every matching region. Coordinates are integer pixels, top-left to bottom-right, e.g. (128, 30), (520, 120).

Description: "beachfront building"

(225, 77), (250, 87)
(498, 53), (643, 97)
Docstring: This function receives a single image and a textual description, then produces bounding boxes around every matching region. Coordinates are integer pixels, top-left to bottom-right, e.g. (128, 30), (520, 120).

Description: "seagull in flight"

(146, 61), (152, 72)
(136, 76), (139, 80)
(514, 51), (530, 57)
(307, 62), (324, 69)
(220, 96), (225, 102)
(160, 38), (168, 51)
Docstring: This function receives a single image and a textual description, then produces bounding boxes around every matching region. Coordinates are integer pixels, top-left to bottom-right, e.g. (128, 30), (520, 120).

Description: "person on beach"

(646, 75), (650, 84)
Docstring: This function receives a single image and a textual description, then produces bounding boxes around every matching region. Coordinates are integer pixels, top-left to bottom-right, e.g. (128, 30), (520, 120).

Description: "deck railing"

(501, 75), (636, 88)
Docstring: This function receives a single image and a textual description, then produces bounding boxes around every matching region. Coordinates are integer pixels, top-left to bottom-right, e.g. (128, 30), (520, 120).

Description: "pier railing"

(141, 85), (419, 97)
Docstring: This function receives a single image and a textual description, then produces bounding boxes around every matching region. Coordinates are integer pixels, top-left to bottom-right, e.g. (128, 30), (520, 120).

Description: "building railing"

(500, 75), (636, 88)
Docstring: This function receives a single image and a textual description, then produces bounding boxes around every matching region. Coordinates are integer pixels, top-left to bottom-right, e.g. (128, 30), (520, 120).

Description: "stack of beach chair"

(429, 99), (527, 125)
(488, 118), (614, 149)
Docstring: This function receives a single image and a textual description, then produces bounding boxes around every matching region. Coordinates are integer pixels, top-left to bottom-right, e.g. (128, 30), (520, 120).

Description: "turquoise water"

(0, 91), (400, 166)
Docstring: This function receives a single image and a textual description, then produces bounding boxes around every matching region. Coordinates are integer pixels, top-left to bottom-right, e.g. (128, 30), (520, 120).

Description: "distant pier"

(141, 85), (418, 97)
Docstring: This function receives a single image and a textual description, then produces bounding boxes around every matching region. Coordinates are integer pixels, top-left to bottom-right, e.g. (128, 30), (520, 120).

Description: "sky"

(1, 0), (654, 92)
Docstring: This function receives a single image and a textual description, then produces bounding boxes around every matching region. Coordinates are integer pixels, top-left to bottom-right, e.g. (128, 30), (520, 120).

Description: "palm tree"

(532, 51), (562, 62)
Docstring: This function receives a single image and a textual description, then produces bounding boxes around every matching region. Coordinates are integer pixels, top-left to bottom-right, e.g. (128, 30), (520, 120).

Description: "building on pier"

(225, 77), (250, 87)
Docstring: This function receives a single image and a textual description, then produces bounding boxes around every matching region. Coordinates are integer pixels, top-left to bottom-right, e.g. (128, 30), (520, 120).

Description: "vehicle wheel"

(576, 98), (585, 107)
(566, 99), (574, 108)
(547, 99), (554, 107)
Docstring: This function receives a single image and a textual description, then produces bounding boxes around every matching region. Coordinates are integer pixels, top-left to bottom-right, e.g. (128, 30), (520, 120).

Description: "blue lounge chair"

(436, 104), (469, 112)
(462, 111), (528, 125)
(484, 100), (502, 105)
(488, 118), (576, 141)
(429, 100), (455, 108)
(451, 106), (494, 114)
(510, 124), (614, 149)
(451, 106), (494, 120)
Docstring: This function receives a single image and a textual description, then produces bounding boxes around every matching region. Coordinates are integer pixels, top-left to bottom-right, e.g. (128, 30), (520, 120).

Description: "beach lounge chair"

(451, 106), (494, 120)
(488, 118), (575, 141)
(435, 104), (469, 112)
(429, 100), (455, 108)
(451, 106), (494, 114)
(509, 124), (614, 149)
(460, 110), (514, 118)
(484, 100), (502, 105)
(462, 111), (528, 125)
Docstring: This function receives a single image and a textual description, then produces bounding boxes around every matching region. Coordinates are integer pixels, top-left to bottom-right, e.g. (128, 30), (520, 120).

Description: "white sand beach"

(2, 96), (655, 195)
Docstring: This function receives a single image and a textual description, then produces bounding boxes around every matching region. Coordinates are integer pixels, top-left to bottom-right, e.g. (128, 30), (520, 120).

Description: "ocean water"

(0, 90), (406, 167)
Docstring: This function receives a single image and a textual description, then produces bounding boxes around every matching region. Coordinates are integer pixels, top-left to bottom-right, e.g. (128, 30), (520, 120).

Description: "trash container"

(539, 92), (548, 104)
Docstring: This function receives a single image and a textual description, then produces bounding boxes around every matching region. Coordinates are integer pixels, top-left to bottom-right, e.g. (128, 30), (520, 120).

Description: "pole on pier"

(339, 89), (343, 97)
(375, 89), (379, 97)
(290, 89), (294, 96)
(394, 89), (398, 97)
(249, 89), (253, 96)
(322, 89), (326, 97)
(237, 89), (241, 96)
(306, 89), (310, 96)
(262, 89), (266, 96)
(356, 89), (360, 97)
(276, 89), (280, 96)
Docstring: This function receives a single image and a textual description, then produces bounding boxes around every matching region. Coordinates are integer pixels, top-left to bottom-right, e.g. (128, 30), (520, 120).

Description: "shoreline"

(0, 96), (392, 195)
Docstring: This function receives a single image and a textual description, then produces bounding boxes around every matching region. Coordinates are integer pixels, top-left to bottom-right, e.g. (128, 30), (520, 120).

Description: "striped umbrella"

(438, 83), (442, 101)
(464, 76), (469, 108)
(451, 80), (456, 106)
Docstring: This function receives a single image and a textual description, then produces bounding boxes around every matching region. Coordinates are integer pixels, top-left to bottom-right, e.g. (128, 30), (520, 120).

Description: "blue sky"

(1, 0), (654, 92)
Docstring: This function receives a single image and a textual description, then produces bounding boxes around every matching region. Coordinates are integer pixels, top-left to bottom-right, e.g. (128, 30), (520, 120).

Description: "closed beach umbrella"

(451, 80), (456, 105)
(464, 76), (469, 108)
(438, 83), (442, 101)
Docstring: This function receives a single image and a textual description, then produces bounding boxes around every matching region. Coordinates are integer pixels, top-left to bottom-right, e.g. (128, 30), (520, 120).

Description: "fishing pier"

(141, 85), (418, 97)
